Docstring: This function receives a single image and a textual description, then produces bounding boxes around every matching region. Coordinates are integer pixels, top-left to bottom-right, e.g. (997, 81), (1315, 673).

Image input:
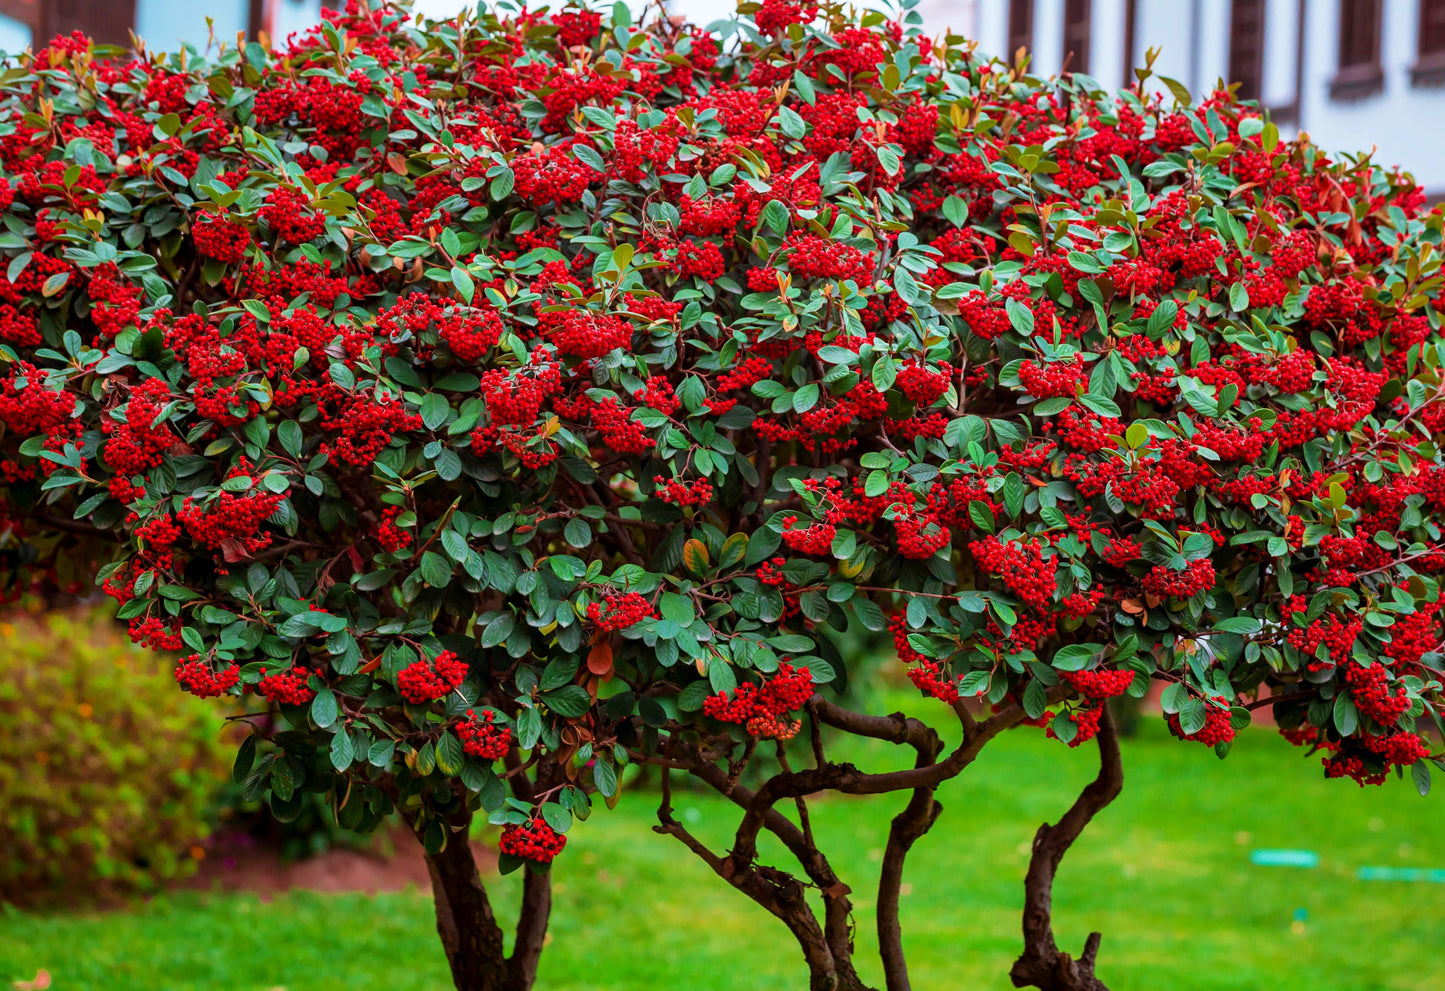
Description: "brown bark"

(423, 817), (511, 991)
(411, 806), (554, 991)
(875, 769), (943, 991)
(653, 768), (876, 991)
(509, 866), (553, 989)
(1009, 706), (1124, 991)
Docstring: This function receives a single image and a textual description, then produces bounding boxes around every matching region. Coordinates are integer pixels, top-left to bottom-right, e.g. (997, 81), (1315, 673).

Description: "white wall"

(1090, 0), (1127, 90)
(1135, 0), (1197, 95)
(1262, 0), (1300, 107)
(0, 13), (28, 54)
(136, 0), (250, 49)
(1293, 0), (1445, 190)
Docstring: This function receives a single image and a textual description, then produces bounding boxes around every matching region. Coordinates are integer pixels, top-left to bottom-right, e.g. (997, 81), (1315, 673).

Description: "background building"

(960, 0), (1445, 193)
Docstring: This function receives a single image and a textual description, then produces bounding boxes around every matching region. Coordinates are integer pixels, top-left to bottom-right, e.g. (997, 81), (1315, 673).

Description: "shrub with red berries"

(3, 3), (1443, 990)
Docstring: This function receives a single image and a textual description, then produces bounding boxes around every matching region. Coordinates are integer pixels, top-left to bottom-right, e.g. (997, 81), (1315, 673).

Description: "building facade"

(950, 0), (1445, 192)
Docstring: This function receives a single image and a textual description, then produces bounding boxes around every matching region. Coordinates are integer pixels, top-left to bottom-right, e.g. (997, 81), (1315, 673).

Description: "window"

(1008, 0), (1033, 61)
(1414, 0), (1445, 86)
(1331, 0), (1384, 99)
(1062, 0), (1091, 74)
(1229, 0), (1266, 101)
(33, 0), (138, 47)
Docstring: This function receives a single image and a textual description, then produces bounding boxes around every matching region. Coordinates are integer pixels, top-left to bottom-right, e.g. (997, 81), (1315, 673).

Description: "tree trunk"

(423, 827), (512, 991)
(1009, 707), (1123, 991)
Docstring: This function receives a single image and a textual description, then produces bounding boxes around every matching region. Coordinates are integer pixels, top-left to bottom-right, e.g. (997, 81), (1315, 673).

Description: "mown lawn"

(4, 692), (1444, 991)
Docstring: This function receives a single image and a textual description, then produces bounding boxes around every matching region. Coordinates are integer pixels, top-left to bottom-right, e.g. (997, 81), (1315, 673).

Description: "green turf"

(4, 692), (1444, 991)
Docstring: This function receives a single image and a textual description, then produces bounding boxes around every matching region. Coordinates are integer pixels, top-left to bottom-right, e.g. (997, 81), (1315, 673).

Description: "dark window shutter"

(41, 0), (138, 46)
(1062, 0), (1091, 74)
(1008, 0), (1033, 60)
(1339, 0), (1383, 70)
(1421, 0), (1445, 57)
(1229, 0), (1266, 101)
(1331, 0), (1384, 97)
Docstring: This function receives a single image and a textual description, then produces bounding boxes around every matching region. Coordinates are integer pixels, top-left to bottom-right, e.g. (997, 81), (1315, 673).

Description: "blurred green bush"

(0, 609), (229, 906)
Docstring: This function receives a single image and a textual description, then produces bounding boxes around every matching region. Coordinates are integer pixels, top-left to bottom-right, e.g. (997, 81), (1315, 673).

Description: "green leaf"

(311, 688), (339, 729)
(851, 597), (887, 632)
(542, 685), (591, 718)
(1052, 644), (1099, 671)
(1333, 694), (1359, 737)
(420, 393), (450, 430)
(1178, 698), (1207, 736)
(719, 533), (748, 569)
(593, 758), (618, 797)
(1022, 680), (1046, 719)
(451, 266), (475, 304)
(564, 517), (592, 548)
(1412, 759), (1431, 797)
(1159, 682), (1188, 714)
(481, 612), (515, 647)
(420, 551), (452, 588)
(875, 144), (901, 176)
(659, 592), (695, 626)
(436, 732), (465, 776)
(441, 529), (469, 563)
(959, 670), (990, 697)
(330, 728), (355, 772)
(232, 735), (257, 783)
(1078, 393), (1120, 417)
(942, 195), (969, 228)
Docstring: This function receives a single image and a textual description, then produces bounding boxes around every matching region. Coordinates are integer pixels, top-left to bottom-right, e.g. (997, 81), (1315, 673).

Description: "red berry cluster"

(191, 211), (254, 263)
(129, 615), (183, 651)
(178, 481), (285, 561)
(1047, 703), (1104, 748)
(376, 505), (412, 552)
(256, 665), (317, 706)
(397, 650), (467, 704)
(908, 660), (962, 703)
(781, 516), (836, 555)
(1060, 667), (1135, 700)
(498, 817), (567, 864)
(969, 537), (1056, 609)
(456, 709), (513, 760)
(1345, 664), (1410, 727)
(895, 363), (949, 406)
(586, 591), (655, 631)
(782, 233), (876, 284)
(175, 655), (240, 698)
(703, 661), (814, 739)
(1141, 559), (1216, 599)
(654, 476), (713, 506)
(894, 512), (952, 559)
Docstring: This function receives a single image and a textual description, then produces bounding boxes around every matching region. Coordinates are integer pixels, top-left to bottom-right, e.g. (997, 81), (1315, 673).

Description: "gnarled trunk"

(415, 810), (554, 991)
(1010, 706), (1123, 991)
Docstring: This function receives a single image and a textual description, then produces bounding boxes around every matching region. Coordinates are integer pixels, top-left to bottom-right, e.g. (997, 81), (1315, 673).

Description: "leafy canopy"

(0, 0), (1442, 868)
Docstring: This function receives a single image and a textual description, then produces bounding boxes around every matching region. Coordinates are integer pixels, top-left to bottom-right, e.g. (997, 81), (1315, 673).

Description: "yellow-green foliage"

(0, 610), (228, 905)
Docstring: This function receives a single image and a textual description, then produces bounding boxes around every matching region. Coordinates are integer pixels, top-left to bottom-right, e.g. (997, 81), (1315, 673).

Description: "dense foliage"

(2, 0), (1443, 987)
(0, 609), (227, 905)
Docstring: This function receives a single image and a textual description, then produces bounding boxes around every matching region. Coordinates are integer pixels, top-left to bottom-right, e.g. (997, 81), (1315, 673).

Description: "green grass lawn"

(4, 692), (1444, 991)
